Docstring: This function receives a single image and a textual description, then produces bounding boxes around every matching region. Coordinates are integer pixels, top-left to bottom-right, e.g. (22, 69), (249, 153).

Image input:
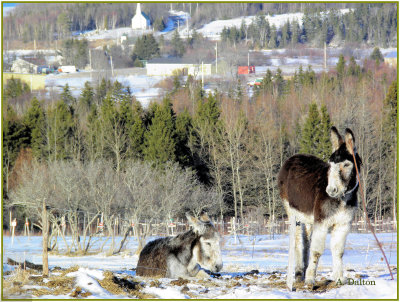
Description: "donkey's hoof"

(305, 278), (315, 286)
(195, 269), (211, 279)
(295, 272), (304, 283)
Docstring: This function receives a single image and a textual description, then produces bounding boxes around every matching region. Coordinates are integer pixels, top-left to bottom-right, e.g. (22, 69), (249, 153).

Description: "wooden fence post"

(42, 199), (49, 277)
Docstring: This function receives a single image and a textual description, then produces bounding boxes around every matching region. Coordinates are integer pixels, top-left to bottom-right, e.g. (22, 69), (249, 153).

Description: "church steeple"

(136, 3), (141, 15)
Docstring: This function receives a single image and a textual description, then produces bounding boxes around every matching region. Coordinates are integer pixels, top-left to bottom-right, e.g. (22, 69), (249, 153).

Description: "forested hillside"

(3, 3), (396, 48)
(3, 58), (397, 229)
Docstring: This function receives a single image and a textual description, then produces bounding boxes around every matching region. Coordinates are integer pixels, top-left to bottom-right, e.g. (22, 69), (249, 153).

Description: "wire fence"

(4, 215), (397, 238)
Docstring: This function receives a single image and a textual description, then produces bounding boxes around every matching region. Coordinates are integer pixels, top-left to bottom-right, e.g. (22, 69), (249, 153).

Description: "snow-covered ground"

(44, 71), (163, 107)
(3, 232), (397, 299)
(196, 9), (351, 40)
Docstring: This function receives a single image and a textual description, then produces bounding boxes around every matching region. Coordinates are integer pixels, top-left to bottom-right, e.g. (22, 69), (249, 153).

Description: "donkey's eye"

(343, 163), (351, 168)
(206, 242), (211, 246)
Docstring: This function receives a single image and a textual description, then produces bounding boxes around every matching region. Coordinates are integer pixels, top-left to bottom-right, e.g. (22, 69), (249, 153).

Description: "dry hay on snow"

(3, 264), (347, 299)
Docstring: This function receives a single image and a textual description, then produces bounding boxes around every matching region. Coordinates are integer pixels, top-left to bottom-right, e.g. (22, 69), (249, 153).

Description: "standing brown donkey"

(278, 127), (362, 285)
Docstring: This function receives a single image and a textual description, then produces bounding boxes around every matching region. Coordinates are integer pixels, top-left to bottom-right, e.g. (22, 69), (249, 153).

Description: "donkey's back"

(136, 237), (170, 277)
(278, 154), (329, 217)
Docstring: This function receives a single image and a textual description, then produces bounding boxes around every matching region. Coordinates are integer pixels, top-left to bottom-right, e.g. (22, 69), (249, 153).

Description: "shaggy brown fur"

(136, 230), (199, 277)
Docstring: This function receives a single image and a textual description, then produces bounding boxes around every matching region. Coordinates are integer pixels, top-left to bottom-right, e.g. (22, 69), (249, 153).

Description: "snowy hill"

(190, 9), (351, 40)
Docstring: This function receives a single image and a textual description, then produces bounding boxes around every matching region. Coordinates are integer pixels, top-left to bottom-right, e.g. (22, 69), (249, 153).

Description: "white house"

(131, 3), (151, 30)
(146, 58), (213, 77)
(11, 58), (39, 74)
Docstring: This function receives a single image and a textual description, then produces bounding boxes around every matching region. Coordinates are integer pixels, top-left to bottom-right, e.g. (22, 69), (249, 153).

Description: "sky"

(3, 3), (17, 16)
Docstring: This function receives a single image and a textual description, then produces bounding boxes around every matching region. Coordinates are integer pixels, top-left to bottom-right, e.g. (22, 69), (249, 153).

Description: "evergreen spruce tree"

(3, 104), (30, 174)
(171, 29), (185, 57)
(370, 47), (384, 65)
(24, 98), (46, 159)
(47, 100), (74, 160)
(85, 106), (101, 161)
(4, 77), (30, 101)
(128, 101), (145, 159)
(300, 103), (321, 155)
(61, 83), (76, 106)
(268, 25), (278, 48)
(317, 104), (332, 160)
(194, 93), (221, 129)
(79, 81), (94, 112)
(274, 68), (286, 97)
(143, 98), (177, 165)
(300, 103), (332, 159)
(95, 78), (110, 105)
(175, 109), (193, 166)
(133, 34), (160, 60)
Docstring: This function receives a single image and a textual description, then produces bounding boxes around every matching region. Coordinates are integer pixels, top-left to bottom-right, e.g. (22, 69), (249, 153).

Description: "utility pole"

(89, 49), (92, 80)
(110, 55), (114, 77)
(187, 18), (189, 39)
(324, 42), (327, 70)
(201, 61), (204, 89)
(248, 52), (250, 67)
(215, 42), (218, 74)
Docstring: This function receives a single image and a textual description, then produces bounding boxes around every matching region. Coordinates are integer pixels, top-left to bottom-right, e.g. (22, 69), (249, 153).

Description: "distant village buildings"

(131, 3), (151, 30)
(146, 58), (212, 76)
(384, 51), (397, 67)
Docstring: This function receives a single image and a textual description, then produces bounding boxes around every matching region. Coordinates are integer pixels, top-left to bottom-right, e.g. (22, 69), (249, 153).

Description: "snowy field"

(3, 232), (397, 299)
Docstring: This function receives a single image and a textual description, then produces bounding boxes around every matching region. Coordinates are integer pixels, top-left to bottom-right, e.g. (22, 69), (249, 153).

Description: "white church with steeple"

(131, 3), (151, 30)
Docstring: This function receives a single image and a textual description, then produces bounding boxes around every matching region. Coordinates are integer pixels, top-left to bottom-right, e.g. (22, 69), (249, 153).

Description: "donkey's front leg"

(305, 224), (328, 285)
(330, 223), (351, 283)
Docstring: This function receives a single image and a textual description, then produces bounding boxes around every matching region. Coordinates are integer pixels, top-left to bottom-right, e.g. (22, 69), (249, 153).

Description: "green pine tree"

(336, 54), (346, 78)
(79, 81), (94, 112)
(175, 108), (193, 166)
(24, 98), (46, 159)
(171, 29), (185, 57)
(128, 101), (145, 159)
(300, 103), (321, 156)
(61, 84), (76, 106)
(317, 104), (332, 160)
(133, 34), (160, 60)
(143, 98), (177, 165)
(47, 100), (74, 160)
(370, 47), (384, 66)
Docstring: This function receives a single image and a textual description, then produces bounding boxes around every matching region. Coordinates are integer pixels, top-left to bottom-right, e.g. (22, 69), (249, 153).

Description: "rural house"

(146, 58), (213, 76)
(11, 58), (39, 74)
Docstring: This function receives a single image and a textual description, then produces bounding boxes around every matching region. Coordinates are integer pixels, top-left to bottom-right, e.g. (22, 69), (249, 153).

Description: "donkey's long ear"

(186, 212), (206, 234)
(344, 128), (356, 155)
(330, 126), (343, 152)
(199, 212), (210, 223)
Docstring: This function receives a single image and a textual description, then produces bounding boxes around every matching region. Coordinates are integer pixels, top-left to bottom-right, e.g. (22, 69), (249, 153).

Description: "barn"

(146, 58), (212, 77)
